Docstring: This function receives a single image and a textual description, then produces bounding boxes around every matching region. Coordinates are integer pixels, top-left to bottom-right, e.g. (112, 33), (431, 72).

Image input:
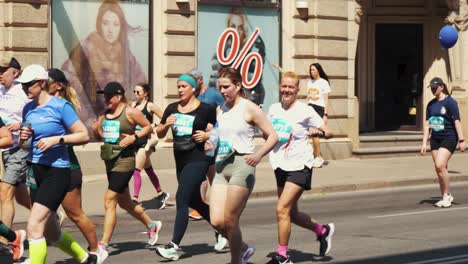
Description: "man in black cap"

(0, 57), (31, 255)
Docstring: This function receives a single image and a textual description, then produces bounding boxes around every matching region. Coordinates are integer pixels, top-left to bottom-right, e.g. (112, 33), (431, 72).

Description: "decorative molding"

(445, 0), (468, 31)
(293, 55), (348, 61)
(4, 0), (47, 4)
(165, 51), (195, 56)
(4, 22), (48, 28)
(4, 47), (48, 52)
(165, 30), (195, 36)
(293, 14), (348, 21)
(293, 34), (349, 41)
(165, 9), (195, 16)
(298, 74), (348, 80)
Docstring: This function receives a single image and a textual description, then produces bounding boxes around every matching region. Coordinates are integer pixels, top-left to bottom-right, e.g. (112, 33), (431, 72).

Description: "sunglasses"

(133, 90), (141, 95)
(22, 80), (40, 90)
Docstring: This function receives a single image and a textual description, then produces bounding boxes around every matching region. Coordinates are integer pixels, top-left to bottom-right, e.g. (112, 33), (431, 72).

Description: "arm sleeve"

(61, 102), (80, 128)
(160, 103), (174, 125)
(207, 105), (217, 126)
(322, 79), (331, 94)
(448, 98), (461, 121)
(425, 102), (431, 121)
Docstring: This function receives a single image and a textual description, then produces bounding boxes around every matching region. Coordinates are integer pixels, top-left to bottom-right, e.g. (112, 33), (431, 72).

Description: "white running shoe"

(156, 243), (181, 261)
(434, 193), (454, 208)
(240, 243), (255, 264)
(147, 221), (162, 246)
(214, 232), (228, 252)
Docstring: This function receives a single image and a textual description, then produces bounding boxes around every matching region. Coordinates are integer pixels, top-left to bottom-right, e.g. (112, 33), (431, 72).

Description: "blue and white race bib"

(271, 118), (292, 144)
(102, 120), (121, 143)
(215, 140), (234, 165)
(428, 116), (445, 132)
(174, 113), (195, 137)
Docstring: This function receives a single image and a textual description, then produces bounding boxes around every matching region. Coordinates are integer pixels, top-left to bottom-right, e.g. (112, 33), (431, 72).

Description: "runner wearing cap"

(0, 57), (30, 261)
(48, 68), (108, 263)
(92, 82), (161, 259)
(130, 83), (169, 208)
(421, 77), (465, 208)
(18, 64), (97, 264)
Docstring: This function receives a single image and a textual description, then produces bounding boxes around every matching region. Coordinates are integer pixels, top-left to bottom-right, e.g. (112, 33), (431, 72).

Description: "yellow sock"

(29, 238), (47, 264)
(53, 230), (88, 262)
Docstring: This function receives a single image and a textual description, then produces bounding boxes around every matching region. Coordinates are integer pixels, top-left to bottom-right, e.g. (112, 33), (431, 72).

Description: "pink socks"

(277, 245), (288, 258)
(313, 223), (326, 236)
(133, 169), (142, 198)
(145, 167), (162, 193)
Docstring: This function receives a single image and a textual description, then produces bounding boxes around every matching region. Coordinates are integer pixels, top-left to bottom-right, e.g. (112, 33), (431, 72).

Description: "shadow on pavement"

(108, 241), (148, 256)
(337, 245), (468, 264)
(265, 250), (333, 263)
(141, 197), (175, 210)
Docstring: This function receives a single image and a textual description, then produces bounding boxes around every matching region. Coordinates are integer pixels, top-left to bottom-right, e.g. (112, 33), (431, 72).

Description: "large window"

(51, 0), (151, 139)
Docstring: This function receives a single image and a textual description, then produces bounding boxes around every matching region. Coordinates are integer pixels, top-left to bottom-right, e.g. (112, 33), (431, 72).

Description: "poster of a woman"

(52, 0), (149, 137)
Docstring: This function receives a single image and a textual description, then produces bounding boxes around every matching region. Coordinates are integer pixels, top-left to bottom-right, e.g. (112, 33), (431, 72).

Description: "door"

(374, 24), (423, 131)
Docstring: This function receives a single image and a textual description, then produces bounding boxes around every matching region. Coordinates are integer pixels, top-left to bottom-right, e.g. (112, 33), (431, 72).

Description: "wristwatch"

(59, 137), (65, 144)
(459, 139), (465, 143)
(134, 134), (139, 140)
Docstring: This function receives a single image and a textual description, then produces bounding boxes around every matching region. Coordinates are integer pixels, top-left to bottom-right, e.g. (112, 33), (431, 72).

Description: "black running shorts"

(107, 170), (134, 193)
(274, 166), (312, 190)
(30, 164), (71, 212)
(430, 138), (458, 154)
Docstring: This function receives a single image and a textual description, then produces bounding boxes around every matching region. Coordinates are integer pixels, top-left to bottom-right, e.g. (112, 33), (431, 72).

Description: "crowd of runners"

(0, 56), (464, 264)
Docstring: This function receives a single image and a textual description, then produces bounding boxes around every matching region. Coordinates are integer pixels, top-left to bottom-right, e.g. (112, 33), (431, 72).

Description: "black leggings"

(172, 160), (211, 245)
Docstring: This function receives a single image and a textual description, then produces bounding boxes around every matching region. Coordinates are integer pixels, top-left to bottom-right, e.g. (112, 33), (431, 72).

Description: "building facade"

(1, 0), (467, 164)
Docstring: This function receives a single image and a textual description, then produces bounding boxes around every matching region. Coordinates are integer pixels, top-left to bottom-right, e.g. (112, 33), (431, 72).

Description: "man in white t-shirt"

(0, 57), (31, 246)
(307, 63), (331, 168)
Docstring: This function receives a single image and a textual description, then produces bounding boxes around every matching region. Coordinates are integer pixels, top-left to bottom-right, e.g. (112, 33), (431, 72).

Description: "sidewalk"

(12, 152), (468, 223)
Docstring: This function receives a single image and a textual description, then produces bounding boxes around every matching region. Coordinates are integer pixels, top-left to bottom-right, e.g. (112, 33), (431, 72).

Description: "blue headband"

(177, 74), (197, 88)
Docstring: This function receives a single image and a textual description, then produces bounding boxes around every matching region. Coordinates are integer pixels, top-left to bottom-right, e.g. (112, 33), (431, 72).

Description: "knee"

(434, 162), (446, 174)
(223, 216), (238, 233)
(0, 186), (14, 201)
(276, 204), (291, 221)
(104, 197), (117, 211)
(65, 208), (83, 223)
(210, 217), (225, 232)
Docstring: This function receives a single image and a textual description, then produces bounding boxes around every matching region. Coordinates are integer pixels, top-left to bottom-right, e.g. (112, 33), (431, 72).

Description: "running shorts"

(274, 166), (312, 190)
(107, 170), (133, 193)
(308, 103), (325, 118)
(29, 164), (71, 212)
(1, 147), (28, 186)
(68, 168), (83, 191)
(213, 153), (255, 189)
(430, 138), (458, 154)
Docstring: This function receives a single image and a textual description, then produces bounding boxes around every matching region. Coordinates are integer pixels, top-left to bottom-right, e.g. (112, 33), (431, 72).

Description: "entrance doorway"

(374, 24), (423, 131)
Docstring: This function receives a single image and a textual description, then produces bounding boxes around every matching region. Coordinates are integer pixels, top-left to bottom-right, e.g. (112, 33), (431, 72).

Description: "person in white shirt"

(268, 71), (334, 263)
(307, 63), (331, 168)
(0, 58), (31, 250)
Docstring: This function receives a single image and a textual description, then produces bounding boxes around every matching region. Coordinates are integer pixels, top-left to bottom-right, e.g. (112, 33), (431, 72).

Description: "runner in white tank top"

(206, 68), (278, 264)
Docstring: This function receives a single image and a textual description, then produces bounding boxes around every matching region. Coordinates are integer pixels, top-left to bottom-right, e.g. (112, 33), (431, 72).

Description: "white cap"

(16, 64), (48, 83)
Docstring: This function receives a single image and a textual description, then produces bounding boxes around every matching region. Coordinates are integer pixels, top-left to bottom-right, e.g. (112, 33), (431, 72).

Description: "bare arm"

(0, 126), (13, 148)
(323, 93), (329, 124)
(148, 102), (164, 120)
(454, 120), (465, 152)
(35, 120), (89, 151)
(92, 116), (104, 139)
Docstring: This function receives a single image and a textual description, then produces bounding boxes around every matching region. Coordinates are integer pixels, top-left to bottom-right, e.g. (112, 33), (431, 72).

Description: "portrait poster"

(197, 5), (280, 111)
(51, 0), (150, 138)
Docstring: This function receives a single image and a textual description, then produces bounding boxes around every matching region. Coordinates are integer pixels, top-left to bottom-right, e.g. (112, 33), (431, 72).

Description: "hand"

(323, 115), (328, 124)
(119, 133), (136, 148)
(308, 128), (324, 138)
(19, 126), (33, 141)
(420, 145), (427, 156)
(459, 141), (465, 152)
(36, 136), (59, 151)
(244, 153), (262, 167)
(192, 130), (207, 143)
(6, 122), (20, 132)
(91, 119), (100, 132)
(165, 114), (177, 127)
(204, 140), (214, 151)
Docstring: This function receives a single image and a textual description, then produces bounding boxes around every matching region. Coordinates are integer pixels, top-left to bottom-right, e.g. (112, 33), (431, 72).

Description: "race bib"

(428, 116), (445, 132)
(102, 120), (121, 143)
(271, 118), (292, 144)
(215, 140), (234, 165)
(26, 166), (37, 190)
(135, 125), (142, 131)
(174, 113), (195, 137)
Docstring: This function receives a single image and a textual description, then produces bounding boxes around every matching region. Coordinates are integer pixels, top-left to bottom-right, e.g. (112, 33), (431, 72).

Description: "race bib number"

(102, 120), (121, 143)
(215, 140), (234, 165)
(428, 116), (445, 132)
(174, 113), (195, 136)
(271, 118), (292, 144)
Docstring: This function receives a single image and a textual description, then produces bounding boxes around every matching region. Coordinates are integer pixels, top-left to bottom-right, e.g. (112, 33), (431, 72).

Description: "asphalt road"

(13, 182), (468, 263)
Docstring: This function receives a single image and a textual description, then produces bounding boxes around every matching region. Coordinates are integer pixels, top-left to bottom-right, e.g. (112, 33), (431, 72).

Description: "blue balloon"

(439, 25), (458, 49)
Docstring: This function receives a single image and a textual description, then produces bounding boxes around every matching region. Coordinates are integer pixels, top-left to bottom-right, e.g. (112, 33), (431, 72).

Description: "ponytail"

(63, 84), (81, 112)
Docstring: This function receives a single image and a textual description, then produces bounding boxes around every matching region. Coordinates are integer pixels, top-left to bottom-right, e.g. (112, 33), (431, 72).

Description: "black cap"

(97, 82), (125, 96)
(428, 77), (445, 89)
(48, 68), (68, 85)
(0, 57), (21, 72)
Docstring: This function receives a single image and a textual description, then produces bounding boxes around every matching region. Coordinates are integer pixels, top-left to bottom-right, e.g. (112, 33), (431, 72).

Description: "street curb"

(249, 175), (468, 199)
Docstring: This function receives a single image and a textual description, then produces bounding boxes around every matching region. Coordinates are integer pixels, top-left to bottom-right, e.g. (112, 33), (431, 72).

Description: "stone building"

(1, 0), (467, 170)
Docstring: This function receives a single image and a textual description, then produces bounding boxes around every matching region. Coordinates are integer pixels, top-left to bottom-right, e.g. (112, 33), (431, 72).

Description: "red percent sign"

(216, 27), (263, 89)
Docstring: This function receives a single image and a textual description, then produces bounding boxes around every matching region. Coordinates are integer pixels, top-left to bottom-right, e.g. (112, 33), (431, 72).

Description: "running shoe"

(271, 252), (293, 264)
(57, 207), (67, 226)
(85, 253), (98, 264)
(214, 231), (228, 252)
(434, 193), (454, 208)
(18, 258), (30, 264)
(188, 209), (203, 220)
(89, 244), (109, 264)
(9, 229), (26, 261)
(147, 220), (162, 246)
(144, 137), (159, 152)
(317, 223), (335, 256)
(157, 192), (170, 210)
(240, 243), (255, 264)
(156, 243), (181, 261)
(312, 157), (324, 168)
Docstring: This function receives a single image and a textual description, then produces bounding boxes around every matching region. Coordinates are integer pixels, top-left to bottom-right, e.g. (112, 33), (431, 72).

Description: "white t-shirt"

(268, 101), (324, 171)
(0, 83), (30, 149)
(307, 78), (331, 107)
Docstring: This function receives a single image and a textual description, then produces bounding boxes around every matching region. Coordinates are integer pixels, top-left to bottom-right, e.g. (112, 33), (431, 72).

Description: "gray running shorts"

(1, 147), (28, 186)
(213, 153), (256, 190)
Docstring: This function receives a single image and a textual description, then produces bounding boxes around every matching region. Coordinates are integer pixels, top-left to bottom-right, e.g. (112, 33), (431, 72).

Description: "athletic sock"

(277, 244), (288, 258)
(147, 221), (156, 230)
(133, 169), (142, 198)
(0, 221), (16, 242)
(29, 238), (47, 264)
(313, 223), (326, 236)
(145, 167), (162, 193)
(52, 230), (89, 263)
